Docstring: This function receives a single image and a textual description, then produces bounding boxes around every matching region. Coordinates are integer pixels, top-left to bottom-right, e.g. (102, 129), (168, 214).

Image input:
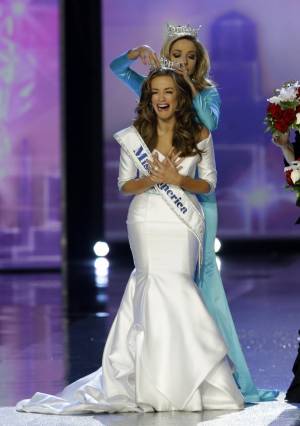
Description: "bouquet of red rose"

(265, 81), (300, 135)
(285, 161), (300, 214)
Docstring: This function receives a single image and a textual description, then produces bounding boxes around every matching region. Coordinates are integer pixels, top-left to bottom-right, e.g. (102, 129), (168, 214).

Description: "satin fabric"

(110, 52), (279, 402)
(16, 148), (244, 414)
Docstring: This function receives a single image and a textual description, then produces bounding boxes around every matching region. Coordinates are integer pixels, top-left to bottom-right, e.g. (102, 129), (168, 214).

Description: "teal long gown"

(109, 52), (279, 403)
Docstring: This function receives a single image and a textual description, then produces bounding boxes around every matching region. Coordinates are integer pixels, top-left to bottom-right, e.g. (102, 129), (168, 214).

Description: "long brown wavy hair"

(133, 69), (202, 157)
(160, 35), (214, 91)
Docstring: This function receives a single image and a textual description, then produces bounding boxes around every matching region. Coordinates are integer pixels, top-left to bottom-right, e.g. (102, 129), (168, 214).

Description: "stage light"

(93, 241), (110, 257)
(246, 187), (272, 208)
(95, 312), (109, 318)
(214, 238), (222, 253)
(95, 274), (108, 288)
(96, 293), (108, 303)
(94, 247), (110, 288)
(216, 256), (222, 271)
(94, 257), (109, 271)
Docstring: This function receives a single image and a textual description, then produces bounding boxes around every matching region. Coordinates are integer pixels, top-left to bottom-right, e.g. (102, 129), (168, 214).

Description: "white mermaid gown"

(16, 135), (244, 414)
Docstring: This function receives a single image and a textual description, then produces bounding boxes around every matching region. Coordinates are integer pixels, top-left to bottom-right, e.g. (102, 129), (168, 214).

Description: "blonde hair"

(160, 35), (214, 90)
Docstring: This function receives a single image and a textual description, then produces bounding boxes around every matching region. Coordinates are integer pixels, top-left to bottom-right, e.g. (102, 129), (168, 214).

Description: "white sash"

(114, 126), (205, 268)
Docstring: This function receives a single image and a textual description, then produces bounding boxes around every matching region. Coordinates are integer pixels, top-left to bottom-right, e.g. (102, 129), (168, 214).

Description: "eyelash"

(151, 91), (173, 95)
(173, 54), (195, 60)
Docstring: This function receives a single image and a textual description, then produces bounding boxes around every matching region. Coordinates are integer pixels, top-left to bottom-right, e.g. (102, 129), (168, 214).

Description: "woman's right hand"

(127, 45), (160, 67)
(272, 132), (296, 163)
(148, 153), (164, 184)
(272, 132), (289, 147)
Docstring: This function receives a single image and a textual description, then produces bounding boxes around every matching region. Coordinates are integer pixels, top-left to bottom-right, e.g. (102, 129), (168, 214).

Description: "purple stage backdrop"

(0, 0), (61, 268)
(1, 2), (299, 270)
(103, 0), (300, 241)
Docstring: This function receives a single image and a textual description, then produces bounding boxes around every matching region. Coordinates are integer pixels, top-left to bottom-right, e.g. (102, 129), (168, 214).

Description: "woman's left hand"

(174, 64), (197, 97)
(149, 154), (182, 186)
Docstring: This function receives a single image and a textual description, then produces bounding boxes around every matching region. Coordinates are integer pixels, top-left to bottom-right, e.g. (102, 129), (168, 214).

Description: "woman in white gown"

(16, 67), (244, 414)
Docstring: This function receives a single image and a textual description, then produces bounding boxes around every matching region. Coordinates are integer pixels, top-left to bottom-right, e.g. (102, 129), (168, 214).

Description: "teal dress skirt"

(110, 52), (279, 403)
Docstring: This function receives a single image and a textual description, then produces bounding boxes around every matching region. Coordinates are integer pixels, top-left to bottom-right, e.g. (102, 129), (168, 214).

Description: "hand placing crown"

(167, 23), (201, 39)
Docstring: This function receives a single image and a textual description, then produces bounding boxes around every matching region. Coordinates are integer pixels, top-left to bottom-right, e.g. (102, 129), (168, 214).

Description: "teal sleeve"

(192, 87), (221, 131)
(109, 52), (145, 97)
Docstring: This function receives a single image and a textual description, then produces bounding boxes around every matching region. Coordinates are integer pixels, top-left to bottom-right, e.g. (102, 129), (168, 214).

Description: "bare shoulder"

(197, 126), (210, 142)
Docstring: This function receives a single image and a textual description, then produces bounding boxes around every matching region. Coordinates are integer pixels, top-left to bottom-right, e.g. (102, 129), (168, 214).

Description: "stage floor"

(0, 252), (299, 425)
(0, 394), (300, 425)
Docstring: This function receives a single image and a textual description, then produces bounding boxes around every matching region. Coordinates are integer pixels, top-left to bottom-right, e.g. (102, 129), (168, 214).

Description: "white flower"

(294, 81), (300, 89)
(267, 95), (281, 104)
(291, 170), (300, 184)
(291, 161), (300, 168)
(285, 161), (300, 173)
(296, 113), (300, 125)
(278, 86), (298, 102)
(268, 81), (300, 104)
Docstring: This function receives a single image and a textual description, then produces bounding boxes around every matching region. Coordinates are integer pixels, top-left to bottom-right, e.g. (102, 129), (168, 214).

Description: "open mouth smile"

(157, 103), (170, 111)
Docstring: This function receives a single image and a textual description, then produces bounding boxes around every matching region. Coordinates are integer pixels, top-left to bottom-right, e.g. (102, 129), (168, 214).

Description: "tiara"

(167, 23), (201, 39)
(149, 56), (179, 72)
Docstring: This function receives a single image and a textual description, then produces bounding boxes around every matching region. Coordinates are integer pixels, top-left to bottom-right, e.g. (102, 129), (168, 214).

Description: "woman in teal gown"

(109, 27), (279, 403)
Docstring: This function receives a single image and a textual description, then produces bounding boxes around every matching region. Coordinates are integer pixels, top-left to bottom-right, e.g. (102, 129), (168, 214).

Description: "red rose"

(282, 108), (296, 125)
(267, 103), (282, 118)
(285, 170), (293, 186)
(275, 120), (289, 133)
(274, 108), (297, 133)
